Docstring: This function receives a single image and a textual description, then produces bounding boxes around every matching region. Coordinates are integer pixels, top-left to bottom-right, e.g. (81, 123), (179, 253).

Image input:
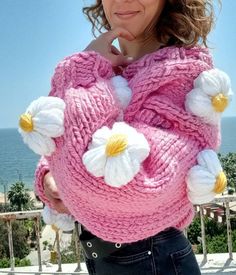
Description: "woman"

(28, 0), (230, 274)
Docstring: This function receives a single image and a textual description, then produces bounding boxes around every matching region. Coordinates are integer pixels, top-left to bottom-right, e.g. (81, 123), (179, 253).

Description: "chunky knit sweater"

(34, 46), (221, 243)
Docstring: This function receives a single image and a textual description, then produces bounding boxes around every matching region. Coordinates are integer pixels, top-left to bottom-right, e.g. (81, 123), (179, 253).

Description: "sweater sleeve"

(34, 51), (114, 203)
(34, 156), (53, 207)
(48, 50), (114, 98)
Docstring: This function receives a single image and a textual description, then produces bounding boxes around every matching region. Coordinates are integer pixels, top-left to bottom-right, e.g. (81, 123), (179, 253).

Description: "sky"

(0, 0), (235, 129)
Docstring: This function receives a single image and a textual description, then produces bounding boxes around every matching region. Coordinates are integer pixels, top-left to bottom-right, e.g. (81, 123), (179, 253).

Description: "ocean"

(0, 128), (39, 192)
(0, 116), (235, 192)
(220, 117), (236, 155)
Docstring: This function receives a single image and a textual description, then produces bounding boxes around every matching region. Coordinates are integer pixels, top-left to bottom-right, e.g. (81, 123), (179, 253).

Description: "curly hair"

(82, 0), (219, 48)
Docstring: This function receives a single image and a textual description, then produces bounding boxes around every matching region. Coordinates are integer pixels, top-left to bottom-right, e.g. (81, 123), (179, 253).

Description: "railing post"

(55, 227), (62, 272)
(74, 222), (82, 272)
(6, 219), (15, 271)
(199, 205), (207, 262)
(225, 201), (233, 259)
(34, 216), (42, 272)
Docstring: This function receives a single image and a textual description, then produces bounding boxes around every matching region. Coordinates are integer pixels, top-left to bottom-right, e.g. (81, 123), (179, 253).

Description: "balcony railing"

(0, 194), (236, 274)
(195, 195), (236, 263)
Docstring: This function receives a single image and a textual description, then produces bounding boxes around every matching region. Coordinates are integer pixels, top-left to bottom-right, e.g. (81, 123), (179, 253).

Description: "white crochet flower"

(82, 122), (150, 188)
(186, 149), (227, 205)
(185, 68), (233, 125)
(18, 96), (65, 156)
(42, 206), (75, 232)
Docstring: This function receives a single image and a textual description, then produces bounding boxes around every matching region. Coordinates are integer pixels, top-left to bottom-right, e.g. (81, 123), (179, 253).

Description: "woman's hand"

(84, 27), (135, 67)
(43, 172), (70, 214)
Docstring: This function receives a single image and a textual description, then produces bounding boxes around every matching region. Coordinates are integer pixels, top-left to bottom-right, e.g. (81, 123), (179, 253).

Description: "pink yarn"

(35, 46), (220, 243)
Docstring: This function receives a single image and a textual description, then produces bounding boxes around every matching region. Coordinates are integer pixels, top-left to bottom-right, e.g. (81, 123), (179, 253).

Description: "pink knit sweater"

(35, 46), (220, 243)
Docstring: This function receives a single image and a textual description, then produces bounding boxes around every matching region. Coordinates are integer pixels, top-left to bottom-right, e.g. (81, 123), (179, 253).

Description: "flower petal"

(185, 88), (221, 125)
(88, 126), (112, 150)
(186, 165), (216, 194)
(33, 108), (65, 137)
(26, 96), (65, 116)
(112, 122), (137, 136)
(188, 191), (215, 205)
(20, 131), (56, 156)
(104, 150), (135, 187)
(211, 69), (231, 96)
(194, 70), (221, 96)
(197, 149), (222, 176)
(82, 146), (107, 177)
(126, 134), (150, 163)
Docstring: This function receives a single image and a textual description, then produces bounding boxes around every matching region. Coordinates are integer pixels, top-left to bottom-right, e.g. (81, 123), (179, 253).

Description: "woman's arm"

(34, 162), (70, 213)
(33, 52), (113, 209)
(34, 27), (134, 210)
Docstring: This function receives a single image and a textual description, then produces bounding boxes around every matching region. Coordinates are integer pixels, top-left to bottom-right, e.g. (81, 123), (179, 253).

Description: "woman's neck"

(118, 35), (162, 61)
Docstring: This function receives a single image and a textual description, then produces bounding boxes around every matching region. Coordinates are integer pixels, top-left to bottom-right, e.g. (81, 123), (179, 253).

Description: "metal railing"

(196, 195), (236, 263)
(0, 194), (236, 274)
(0, 210), (82, 274)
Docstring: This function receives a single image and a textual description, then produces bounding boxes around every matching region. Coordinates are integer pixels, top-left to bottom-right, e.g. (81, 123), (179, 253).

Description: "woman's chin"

(111, 25), (137, 40)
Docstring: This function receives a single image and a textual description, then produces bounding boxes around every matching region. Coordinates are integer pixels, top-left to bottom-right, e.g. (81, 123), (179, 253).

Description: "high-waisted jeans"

(79, 226), (201, 275)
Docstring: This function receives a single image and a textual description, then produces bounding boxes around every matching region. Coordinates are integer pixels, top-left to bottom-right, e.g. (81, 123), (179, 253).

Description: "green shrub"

(59, 230), (85, 263)
(0, 257), (31, 268)
(188, 216), (227, 244)
(0, 220), (30, 259)
(61, 251), (78, 264)
(187, 217), (201, 244)
(0, 258), (10, 268)
(218, 153), (236, 190)
(15, 258), (31, 267)
(196, 229), (236, 254)
(205, 217), (226, 236)
(207, 234), (228, 253)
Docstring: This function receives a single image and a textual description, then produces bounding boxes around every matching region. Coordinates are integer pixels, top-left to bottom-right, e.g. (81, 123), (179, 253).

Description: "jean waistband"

(79, 225), (183, 260)
(152, 227), (183, 242)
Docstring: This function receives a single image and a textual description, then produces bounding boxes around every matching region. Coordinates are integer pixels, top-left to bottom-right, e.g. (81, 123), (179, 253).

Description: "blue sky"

(0, 0), (235, 129)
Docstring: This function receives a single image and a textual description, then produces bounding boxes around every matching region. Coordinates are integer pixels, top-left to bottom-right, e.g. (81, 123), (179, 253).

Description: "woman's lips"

(115, 11), (140, 19)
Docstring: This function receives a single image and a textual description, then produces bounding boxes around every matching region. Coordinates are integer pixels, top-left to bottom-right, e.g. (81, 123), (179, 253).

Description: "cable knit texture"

(34, 47), (220, 243)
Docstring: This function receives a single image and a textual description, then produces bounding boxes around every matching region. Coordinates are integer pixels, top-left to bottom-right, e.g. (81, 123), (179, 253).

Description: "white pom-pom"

(54, 214), (75, 231)
(42, 206), (75, 231)
(41, 206), (58, 225)
(110, 76), (132, 110)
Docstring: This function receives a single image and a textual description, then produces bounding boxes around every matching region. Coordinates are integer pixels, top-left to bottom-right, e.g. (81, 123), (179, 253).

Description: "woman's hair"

(83, 0), (219, 48)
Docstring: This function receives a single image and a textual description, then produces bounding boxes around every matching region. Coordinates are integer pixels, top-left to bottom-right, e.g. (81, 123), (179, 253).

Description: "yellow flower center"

(213, 171), (227, 194)
(19, 113), (34, 132)
(51, 224), (59, 232)
(105, 134), (128, 157)
(211, 93), (229, 113)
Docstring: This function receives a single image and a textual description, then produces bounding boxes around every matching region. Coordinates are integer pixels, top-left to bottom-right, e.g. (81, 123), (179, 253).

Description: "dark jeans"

(79, 226), (201, 275)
